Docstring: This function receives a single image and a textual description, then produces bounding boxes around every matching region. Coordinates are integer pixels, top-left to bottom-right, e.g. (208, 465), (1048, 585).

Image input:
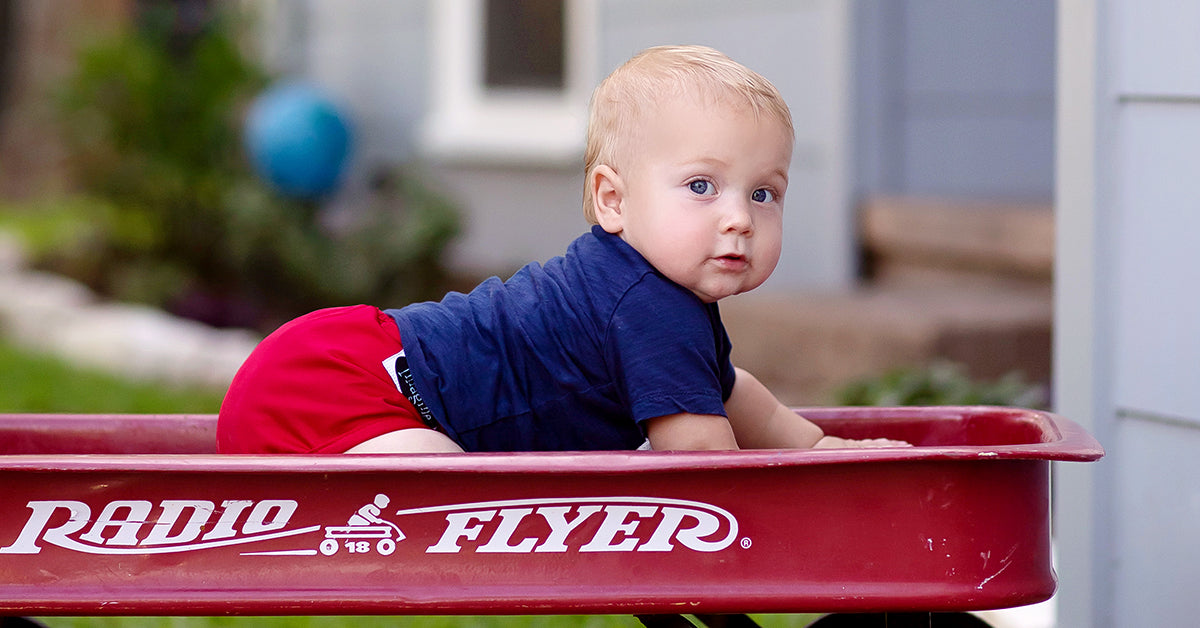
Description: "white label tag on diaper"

(382, 350), (405, 393)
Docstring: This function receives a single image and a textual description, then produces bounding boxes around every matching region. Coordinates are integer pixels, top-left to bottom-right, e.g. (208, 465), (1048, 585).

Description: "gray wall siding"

(1111, 419), (1200, 623)
(291, 0), (856, 288)
(1108, 4), (1200, 621)
(283, 1), (1057, 288)
(1112, 104), (1200, 421)
(1056, 0), (1200, 625)
(856, 0), (1056, 199)
(306, 0), (430, 170)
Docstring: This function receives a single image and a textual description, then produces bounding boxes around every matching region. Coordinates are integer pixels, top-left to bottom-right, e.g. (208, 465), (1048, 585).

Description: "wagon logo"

(0, 495), (739, 556)
(318, 493), (405, 556)
(403, 496), (738, 554)
(0, 499), (313, 555)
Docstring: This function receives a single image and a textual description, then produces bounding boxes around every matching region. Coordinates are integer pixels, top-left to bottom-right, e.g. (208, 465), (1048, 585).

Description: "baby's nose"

(720, 199), (754, 233)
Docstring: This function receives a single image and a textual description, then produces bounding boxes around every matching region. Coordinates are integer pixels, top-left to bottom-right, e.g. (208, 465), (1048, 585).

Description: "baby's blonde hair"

(582, 45), (794, 222)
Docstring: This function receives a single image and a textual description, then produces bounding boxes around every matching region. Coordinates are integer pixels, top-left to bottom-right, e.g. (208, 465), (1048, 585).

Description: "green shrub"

(834, 361), (1047, 408)
(53, 6), (266, 306)
(43, 5), (459, 331)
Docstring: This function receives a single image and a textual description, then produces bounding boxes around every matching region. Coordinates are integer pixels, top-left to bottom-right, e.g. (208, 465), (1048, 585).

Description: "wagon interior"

(0, 406), (1066, 457)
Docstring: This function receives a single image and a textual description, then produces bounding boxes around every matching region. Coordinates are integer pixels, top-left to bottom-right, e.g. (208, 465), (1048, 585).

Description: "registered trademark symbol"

(740, 537), (752, 549)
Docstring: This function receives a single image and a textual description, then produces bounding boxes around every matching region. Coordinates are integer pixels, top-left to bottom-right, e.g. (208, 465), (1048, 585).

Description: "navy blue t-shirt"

(385, 226), (736, 452)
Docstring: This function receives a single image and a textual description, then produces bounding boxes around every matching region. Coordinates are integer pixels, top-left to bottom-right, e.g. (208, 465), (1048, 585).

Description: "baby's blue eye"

(689, 180), (715, 195)
(752, 188), (776, 203)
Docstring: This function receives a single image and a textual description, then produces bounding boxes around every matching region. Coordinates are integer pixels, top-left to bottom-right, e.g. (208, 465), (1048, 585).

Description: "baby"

(217, 45), (905, 454)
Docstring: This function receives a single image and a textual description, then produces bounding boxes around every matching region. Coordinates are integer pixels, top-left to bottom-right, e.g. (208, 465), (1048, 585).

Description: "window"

(484, 0), (565, 91)
(421, 0), (596, 165)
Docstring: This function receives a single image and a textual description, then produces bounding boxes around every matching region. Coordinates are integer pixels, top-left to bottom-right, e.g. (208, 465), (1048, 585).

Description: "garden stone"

(0, 271), (96, 346)
(0, 250), (260, 391)
(52, 302), (258, 389)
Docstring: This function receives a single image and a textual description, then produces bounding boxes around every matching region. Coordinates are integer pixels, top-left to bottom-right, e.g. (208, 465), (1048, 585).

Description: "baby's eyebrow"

(677, 157), (728, 170)
(762, 167), (789, 187)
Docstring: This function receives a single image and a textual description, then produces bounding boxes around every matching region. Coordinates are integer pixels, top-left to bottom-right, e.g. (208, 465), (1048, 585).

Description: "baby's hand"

(813, 435), (913, 449)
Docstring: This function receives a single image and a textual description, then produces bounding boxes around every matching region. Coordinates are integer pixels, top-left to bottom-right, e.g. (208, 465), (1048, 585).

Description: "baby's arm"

(724, 367), (909, 449)
(643, 368), (862, 450)
(644, 412), (739, 450)
(723, 367), (824, 448)
(643, 368), (909, 451)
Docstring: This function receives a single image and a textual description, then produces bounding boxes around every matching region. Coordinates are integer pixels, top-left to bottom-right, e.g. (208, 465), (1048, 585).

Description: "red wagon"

(0, 407), (1102, 627)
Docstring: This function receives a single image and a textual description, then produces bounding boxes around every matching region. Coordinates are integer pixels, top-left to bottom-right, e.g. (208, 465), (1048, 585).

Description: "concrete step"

(860, 196), (1054, 289)
(726, 197), (1054, 405)
(722, 285), (1052, 405)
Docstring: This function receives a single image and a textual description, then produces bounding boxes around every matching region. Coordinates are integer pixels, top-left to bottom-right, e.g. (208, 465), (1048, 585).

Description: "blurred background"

(0, 0), (1054, 407)
(2, 1), (1198, 627)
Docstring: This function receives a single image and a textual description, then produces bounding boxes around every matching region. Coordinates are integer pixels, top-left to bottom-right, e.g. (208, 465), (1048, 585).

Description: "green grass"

(1, 340), (815, 628)
(0, 340), (225, 413)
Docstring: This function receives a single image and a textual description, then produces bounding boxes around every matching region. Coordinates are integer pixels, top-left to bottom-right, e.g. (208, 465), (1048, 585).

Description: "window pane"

(484, 0), (565, 90)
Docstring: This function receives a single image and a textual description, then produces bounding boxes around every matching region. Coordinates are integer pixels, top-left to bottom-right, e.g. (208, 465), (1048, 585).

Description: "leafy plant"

(54, 5), (265, 304)
(46, 5), (459, 331)
(834, 361), (1047, 408)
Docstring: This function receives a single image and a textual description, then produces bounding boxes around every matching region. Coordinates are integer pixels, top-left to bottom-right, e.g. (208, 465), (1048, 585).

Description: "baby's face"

(604, 95), (792, 302)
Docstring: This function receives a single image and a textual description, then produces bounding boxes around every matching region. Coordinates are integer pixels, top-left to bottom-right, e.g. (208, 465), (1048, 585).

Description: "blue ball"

(244, 83), (352, 199)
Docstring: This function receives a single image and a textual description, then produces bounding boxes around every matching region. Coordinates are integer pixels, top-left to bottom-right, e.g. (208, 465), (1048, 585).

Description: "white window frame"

(420, 0), (597, 165)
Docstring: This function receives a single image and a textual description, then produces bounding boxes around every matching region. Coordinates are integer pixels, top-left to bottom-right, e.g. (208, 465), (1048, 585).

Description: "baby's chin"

(690, 282), (762, 303)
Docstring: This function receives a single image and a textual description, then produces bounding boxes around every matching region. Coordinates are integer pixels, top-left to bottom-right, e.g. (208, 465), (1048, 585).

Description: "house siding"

(1056, 0), (1200, 625)
(257, 1), (1059, 290)
(854, 0), (1056, 200)
(289, 0), (856, 288)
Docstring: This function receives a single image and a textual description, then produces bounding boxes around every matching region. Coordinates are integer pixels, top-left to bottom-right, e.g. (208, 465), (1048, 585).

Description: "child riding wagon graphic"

(319, 494), (404, 556)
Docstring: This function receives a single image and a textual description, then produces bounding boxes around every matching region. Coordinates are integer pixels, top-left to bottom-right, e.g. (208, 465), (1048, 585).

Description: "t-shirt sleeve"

(605, 274), (734, 424)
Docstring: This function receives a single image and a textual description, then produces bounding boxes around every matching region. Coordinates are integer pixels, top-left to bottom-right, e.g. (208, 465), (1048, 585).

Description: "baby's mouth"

(714, 253), (748, 267)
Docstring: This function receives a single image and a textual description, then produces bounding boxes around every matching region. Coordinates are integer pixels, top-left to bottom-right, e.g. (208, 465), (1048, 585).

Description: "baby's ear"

(590, 164), (625, 234)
